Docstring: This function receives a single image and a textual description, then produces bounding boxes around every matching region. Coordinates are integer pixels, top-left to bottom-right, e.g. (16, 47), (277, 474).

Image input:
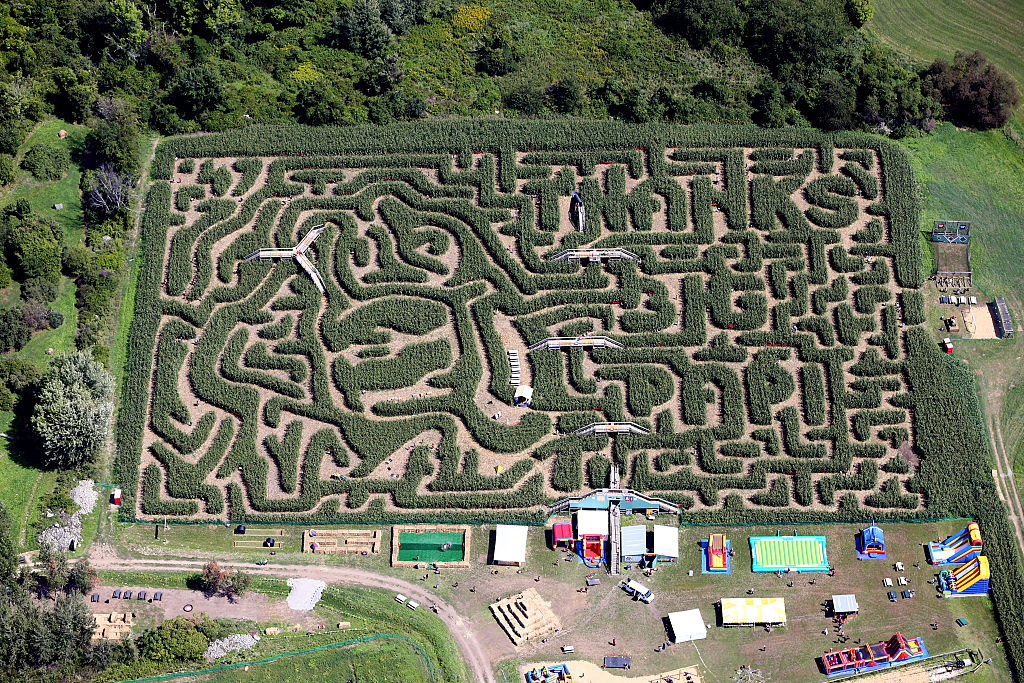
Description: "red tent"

(552, 523), (573, 547)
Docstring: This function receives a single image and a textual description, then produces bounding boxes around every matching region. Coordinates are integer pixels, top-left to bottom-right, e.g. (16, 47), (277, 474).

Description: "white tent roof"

(576, 509), (608, 536)
(514, 385), (533, 401)
(493, 525), (528, 564)
(832, 594), (859, 613)
(653, 524), (678, 558)
(621, 525), (646, 556)
(668, 609), (707, 642)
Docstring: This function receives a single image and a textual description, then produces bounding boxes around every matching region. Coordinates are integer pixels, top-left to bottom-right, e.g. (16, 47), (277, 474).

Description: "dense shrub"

(20, 143), (71, 181)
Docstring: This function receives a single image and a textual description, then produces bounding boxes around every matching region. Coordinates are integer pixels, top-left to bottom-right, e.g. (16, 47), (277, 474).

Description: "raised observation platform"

(573, 421), (649, 436)
(527, 336), (623, 351)
(750, 535), (829, 573)
(244, 224), (328, 294)
(547, 248), (640, 263)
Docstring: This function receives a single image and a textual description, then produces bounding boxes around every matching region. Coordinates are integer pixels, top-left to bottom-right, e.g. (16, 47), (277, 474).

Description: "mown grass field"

(870, 0), (1023, 113)
(187, 638), (433, 683)
(900, 124), (1024, 490)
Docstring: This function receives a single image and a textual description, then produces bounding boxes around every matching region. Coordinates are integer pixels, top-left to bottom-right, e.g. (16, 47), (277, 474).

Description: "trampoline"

(396, 531), (466, 563)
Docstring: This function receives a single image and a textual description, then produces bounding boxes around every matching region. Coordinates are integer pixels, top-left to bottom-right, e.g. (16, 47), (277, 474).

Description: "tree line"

(0, 0), (1017, 146)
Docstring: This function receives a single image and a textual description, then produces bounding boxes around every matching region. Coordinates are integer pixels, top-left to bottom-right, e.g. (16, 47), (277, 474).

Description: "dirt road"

(989, 415), (1024, 559)
(87, 549), (494, 683)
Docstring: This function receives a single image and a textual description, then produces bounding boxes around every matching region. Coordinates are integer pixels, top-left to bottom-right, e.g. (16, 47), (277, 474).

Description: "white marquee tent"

(493, 524), (528, 566)
(668, 609), (707, 642)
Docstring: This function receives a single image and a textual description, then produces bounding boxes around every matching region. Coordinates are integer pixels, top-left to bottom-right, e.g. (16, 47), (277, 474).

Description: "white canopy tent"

(653, 524), (679, 560)
(832, 594), (859, 614)
(576, 509), (609, 537)
(513, 385), (533, 406)
(668, 609), (707, 643)
(493, 525), (528, 566)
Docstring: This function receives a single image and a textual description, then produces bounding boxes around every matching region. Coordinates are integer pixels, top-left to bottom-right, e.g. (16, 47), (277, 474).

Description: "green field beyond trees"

(871, 0), (1024, 114)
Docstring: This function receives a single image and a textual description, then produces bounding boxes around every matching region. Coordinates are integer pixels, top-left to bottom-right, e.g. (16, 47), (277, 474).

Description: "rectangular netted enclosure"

(391, 525), (470, 567)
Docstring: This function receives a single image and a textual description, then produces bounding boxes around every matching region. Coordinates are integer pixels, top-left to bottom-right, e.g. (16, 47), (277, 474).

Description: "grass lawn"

(17, 277), (79, 365)
(1, 119), (90, 245)
(870, 0), (1024, 114)
(900, 124), (1024, 489)
(187, 638), (433, 682)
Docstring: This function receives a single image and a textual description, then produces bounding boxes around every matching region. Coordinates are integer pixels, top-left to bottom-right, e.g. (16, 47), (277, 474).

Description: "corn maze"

(117, 122), (930, 524)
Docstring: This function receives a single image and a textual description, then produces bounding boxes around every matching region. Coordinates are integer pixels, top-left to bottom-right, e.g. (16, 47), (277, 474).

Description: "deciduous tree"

(30, 350), (115, 470)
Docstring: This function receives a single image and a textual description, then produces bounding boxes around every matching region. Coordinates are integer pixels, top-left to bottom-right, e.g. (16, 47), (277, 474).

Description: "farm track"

(86, 550), (494, 683)
(18, 471), (43, 547)
(990, 415), (1024, 559)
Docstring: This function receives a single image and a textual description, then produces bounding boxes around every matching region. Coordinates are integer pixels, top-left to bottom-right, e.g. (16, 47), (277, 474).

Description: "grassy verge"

(108, 134), (158, 392)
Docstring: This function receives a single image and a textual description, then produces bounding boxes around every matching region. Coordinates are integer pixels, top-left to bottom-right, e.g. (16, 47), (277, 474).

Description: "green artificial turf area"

(870, 0), (1023, 113)
(397, 531), (465, 563)
(900, 124), (1024, 492)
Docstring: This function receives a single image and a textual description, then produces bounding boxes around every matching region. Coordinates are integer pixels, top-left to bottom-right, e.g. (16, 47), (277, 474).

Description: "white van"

(623, 579), (654, 603)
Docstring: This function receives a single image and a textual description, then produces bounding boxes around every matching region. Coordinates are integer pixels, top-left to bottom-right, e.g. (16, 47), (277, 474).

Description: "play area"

(701, 533), (732, 574)
(390, 525), (470, 568)
(750, 534), (829, 573)
(522, 662), (702, 683)
(939, 556), (990, 597)
(821, 632), (928, 677)
(857, 524), (887, 559)
(927, 523), (983, 566)
(302, 528), (380, 555)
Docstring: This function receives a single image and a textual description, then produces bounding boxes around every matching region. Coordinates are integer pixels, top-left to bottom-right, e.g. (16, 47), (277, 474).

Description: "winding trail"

(86, 551), (494, 683)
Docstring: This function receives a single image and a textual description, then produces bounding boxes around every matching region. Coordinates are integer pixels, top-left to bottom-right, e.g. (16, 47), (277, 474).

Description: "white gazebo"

(493, 525), (528, 566)
(668, 609), (707, 642)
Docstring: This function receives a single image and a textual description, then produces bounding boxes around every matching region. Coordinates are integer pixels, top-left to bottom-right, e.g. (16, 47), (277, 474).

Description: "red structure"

(582, 536), (604, 566)
(709, 534), (727, 570)
(822, 632), (928, 677)
(552, 523), (573, 549)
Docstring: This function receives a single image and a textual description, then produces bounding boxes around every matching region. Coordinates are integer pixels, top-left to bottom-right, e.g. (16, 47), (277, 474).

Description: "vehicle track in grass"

(991, 414), (1024, 559)
(86, 549), (493, 683)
